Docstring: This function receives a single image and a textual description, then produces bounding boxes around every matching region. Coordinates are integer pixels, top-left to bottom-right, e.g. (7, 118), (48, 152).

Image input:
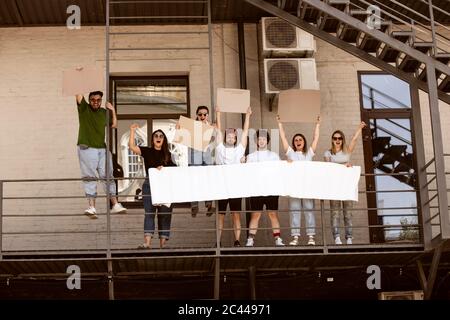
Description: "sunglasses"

(332, 137), (343, 141)
(154, 134), (165, 139)
(197, 113), (208, 117)
(90, 98), (102, 102)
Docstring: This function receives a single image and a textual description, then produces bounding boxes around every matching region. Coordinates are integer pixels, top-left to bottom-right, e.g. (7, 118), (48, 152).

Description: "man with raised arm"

(75, 90), (126, 219)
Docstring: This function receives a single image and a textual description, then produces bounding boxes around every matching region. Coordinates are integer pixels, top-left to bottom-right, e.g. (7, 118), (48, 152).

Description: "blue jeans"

(142, 181), (172, 239)
(330, 200), (353, 239)
(77, 146), (116, 198)
(289, 198), (315, 236)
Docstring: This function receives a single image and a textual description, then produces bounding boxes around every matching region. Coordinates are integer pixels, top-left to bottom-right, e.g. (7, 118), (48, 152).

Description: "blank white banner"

(148, 161), (361, 204)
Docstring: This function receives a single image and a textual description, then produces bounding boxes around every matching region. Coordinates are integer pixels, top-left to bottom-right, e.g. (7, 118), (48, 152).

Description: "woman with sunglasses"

(129, 124), (176, 249)
(324, 121), (366, 245)
(189, 106), (215, 217)
(214, 106), (252, 247)
(277, 115), (321, 246)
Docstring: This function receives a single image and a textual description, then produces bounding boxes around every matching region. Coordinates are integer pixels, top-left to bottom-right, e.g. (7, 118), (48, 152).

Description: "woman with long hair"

(129, 124), (176, 249)
(277, 115), (321, 246)
(215, 106), (252, 247)
(324, 121), (366, 245)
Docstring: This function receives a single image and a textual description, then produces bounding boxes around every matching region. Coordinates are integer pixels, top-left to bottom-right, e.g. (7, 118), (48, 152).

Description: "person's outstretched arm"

(106, 102), (118, 128)
(348, 121), (367, 154)
(215, 107), (223, 143)
(241, 107), (252, 148)
(75, 67), (84, 104)
(310, 116), (321, 153)
(128, 124), (142, 155)
(276, 115), (290, 153)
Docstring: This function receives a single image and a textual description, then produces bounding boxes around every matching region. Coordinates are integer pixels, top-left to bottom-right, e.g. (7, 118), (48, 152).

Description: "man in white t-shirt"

(245, 129), (285, 247)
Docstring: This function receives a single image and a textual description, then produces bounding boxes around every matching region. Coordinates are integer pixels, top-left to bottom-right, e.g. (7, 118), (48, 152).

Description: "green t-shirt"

(77, 98), (107, 148)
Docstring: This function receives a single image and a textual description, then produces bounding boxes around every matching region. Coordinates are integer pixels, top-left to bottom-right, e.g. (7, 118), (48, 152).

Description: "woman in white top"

(245, 129), (285, 247)
(324, 121), (366, 245)
(277, 115), (321, 246)
(215, 107), (252, 247)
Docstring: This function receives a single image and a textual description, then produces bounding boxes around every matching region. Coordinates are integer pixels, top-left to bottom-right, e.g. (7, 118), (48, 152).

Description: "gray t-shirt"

(287, 146), (315, 162)
(324, 150), (350, 164)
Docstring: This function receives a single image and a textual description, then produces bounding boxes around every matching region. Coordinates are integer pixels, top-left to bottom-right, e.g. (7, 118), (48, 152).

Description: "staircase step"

(377, 31), (412, 62)
(372, 136), (391, 154)
(391, 31), (413, 43)
(397, 42), (433, 73)
(317, 15), (341, 32)
(397, 54), (422, 73)
(434, 52), (450, 64)
(327, 0), (350, 10)
(416, 52), (450, 81)
(357, 24), (391, 53)
(317, 0), (349, 33)
(386, 145), (408, 157)
(378, 45), (401, 63)
(299, 4), (321, 23)
(337, 24), (360, 43)
(337, 10), (369, 43)
(438, 75), (450, 92)
(412, 42), (434, 54)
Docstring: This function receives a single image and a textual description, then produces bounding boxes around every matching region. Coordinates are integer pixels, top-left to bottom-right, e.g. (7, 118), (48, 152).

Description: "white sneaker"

(275, 237), (285, 246)
(111, 203), (127, 214)
(245, 238), (254, 247)
(307, 235), (316, 245)
(84, 206), (98, 219)
(346, 237), (353, 245)
(334, 236), (342, 245)
(289, 236), (299, 246)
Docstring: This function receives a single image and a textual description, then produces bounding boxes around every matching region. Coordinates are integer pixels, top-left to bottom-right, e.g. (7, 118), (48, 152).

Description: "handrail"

(368, 0), (450, 40)
(421, 157), (435, 171)
(358, 0), (450, 52)
(375, 124), (412, 146)
(362, 83), (411, 108)
(0, 164), (432, 253)
(418, 0), (450, 19)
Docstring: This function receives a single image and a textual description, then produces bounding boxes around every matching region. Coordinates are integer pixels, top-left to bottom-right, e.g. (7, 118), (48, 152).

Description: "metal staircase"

(245, 0), (450, 104)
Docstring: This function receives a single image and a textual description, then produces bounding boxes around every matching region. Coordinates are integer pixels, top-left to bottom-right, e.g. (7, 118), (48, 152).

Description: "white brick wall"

(1, 23), (447, 250)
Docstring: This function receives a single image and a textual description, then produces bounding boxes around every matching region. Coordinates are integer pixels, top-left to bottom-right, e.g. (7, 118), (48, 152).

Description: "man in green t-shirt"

(76, 91), (126, 218)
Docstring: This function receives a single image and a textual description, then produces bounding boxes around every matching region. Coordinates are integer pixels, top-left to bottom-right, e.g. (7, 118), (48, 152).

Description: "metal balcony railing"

(0, 170), (425, 259)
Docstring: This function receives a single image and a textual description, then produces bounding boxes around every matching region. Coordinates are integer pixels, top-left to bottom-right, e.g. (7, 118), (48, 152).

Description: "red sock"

(273, 232), (280, 238)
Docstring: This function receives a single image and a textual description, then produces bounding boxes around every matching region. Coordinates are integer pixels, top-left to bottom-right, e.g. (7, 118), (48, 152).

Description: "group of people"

(75, 91), (366, 249)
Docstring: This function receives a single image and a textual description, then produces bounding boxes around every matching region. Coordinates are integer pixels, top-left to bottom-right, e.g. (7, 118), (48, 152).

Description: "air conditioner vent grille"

(265, 19), (297, 48)
(267, 60), (299, 91)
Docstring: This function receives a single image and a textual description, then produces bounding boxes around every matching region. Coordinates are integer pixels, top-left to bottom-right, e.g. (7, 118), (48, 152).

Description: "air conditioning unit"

(264, 58), (320, 94)
(262, 17), (316, 56)
(379, 291), (424, 300)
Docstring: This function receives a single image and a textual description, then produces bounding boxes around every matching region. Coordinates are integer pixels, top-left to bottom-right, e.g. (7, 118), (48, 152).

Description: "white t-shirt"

(324, 150), (350, 164)
(246, 150), (280, 163)
(286, 146), (315, 162)
(215, 143), (245, 165)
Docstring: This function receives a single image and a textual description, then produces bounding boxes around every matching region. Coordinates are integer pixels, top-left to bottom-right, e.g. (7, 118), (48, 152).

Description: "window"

(111, 76), (190, 205)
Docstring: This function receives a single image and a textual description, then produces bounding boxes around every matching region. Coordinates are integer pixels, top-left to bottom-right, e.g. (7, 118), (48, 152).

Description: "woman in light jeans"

(277, 115), (321, 246)
(324, 122), (366, 245)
